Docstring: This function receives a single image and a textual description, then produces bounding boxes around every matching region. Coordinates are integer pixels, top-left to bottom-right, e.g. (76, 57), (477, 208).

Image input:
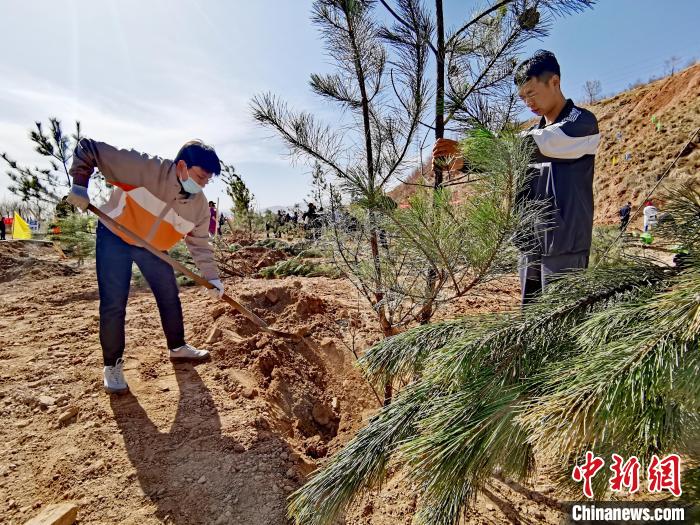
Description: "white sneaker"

(169, 343), (210, 363)
(103, 358), (129, 394)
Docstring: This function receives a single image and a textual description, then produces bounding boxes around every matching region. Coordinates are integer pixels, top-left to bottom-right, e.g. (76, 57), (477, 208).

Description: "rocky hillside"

(591, 62), (700, 224)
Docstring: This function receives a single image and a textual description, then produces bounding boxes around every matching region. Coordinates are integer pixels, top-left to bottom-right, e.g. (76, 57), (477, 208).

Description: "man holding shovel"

(67, 139), (225, 394)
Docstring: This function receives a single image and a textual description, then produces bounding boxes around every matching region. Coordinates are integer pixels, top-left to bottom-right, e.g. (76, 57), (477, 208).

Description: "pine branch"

(251, 93), (348, 179)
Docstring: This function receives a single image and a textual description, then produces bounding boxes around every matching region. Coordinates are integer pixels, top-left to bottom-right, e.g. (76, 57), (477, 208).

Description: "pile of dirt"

(214, 236), (291, 278)
(193, 280), (381, 456)
(0, 240), (77, 283)
(218, 246), (289, 277)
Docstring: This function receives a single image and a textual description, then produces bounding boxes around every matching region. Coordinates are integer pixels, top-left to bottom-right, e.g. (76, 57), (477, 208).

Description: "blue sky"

(0, 0), (697, 210)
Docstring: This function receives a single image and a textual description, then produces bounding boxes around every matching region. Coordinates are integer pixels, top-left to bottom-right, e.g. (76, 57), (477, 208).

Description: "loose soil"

(0, 239), (573, 524)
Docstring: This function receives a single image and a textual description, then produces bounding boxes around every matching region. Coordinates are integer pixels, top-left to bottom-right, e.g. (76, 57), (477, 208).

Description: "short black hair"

(174, 140), (221, 175)
(514, 50), (560, 86)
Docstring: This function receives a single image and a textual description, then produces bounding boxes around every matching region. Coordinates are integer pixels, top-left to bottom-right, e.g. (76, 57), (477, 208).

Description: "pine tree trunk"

(420, 0), (446, 325)
(433, 0), (445, 189)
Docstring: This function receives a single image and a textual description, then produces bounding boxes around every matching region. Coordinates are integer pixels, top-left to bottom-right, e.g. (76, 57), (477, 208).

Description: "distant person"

(303, 202), (321, 238)
(619, 201), (631, 231)
(218, 212), (226, 235)
(0, 215), (5, 240)
(302, 202), (318, 224)
(433, 49), (600, 305)
(66, 139), (224, 395)
(643, 199), (658, 232)
(208, 201), (217, 237)
(346, 211), (359, 233)
(274, 210), (285, 238)
(55, 195), (76, 218)
(378, 228), (389, 250)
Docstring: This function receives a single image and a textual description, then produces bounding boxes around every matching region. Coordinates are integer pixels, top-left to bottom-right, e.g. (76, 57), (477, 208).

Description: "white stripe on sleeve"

(527, 124), (600, 159)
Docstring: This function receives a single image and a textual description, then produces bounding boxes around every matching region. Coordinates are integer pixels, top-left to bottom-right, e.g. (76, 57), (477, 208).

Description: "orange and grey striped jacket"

(69, 139), (218, 280)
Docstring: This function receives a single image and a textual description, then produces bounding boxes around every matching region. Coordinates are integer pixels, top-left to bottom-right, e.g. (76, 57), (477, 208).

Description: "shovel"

(86, 204), (302, 341)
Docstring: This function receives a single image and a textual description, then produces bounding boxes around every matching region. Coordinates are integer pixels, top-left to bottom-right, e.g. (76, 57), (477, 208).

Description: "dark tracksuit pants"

(518, 251), (589, 305)
(96, 222), (185, 366)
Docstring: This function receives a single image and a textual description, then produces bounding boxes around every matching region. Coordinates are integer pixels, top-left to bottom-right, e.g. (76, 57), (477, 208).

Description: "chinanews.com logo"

(565, 503), (688, 523)
(563, 451), (698, 524)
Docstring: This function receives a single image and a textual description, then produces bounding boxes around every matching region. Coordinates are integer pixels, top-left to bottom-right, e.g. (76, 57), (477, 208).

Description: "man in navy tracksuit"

(433, 50), (600, 304)
(514, 50), (600, 304)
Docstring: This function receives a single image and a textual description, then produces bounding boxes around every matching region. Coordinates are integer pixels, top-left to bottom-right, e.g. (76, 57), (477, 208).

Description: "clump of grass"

(255, 238), (328, 258)
(255, 238), (290, 250)
(259, 256), (341, 279)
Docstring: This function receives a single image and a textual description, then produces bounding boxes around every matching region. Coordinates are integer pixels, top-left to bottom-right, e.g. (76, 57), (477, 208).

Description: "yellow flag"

(12, 212), (32, 240)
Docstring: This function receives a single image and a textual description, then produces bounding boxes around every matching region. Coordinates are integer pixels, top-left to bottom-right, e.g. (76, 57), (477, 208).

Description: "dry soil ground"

(0, 240), (588, 525)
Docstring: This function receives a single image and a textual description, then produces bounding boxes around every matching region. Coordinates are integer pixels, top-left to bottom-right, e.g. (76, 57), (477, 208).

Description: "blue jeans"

(96, 222), (185, 366)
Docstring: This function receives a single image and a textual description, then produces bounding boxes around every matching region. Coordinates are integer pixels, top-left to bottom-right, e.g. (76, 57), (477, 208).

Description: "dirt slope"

(591, 62), (700, 224)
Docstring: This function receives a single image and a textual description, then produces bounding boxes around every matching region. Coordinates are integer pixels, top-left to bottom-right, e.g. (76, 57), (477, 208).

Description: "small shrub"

(53, 213), (97, 265)
(255, 238), (327, 258)
(255, 238), (290, 251)
(259, 256), (341, 279)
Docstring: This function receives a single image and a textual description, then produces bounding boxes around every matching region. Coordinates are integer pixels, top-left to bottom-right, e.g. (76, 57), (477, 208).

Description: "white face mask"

(179, 169), (203, 194)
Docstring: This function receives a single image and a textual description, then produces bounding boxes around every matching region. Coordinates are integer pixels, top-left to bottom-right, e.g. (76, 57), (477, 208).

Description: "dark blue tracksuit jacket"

(519, 99), (600, 257)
